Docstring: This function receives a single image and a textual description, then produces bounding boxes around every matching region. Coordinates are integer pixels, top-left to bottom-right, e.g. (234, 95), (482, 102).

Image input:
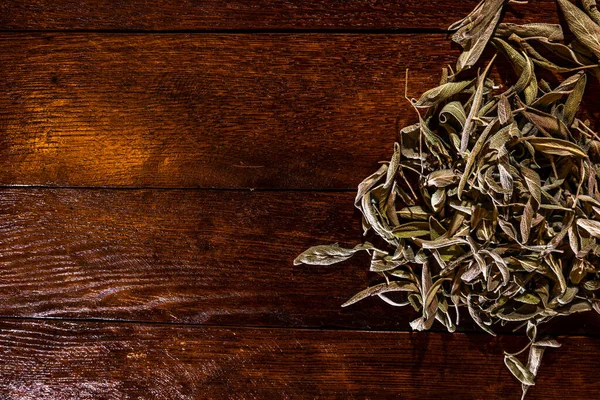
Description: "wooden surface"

(0, 1), (599, 399)
(1, 319), (599, 400)
(0, 1), (560, 31)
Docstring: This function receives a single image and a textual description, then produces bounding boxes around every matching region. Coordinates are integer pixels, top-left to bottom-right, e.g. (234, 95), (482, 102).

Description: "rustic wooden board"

(0, 34), (443, 189)
(0, 188), (415, 329)
(0, 34), (598, 189)
(0, 1), (560, 31)
(0, 188), (598, 335)
(0, 319), (598, 399)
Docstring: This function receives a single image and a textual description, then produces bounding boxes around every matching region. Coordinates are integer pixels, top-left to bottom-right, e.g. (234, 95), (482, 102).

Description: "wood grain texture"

(1, 34), (598, 189)
(0, 188), (389, 327)
(0, 33), (444, 189)
(0, 188), (599, 336)
(0, 319), (599, 399)
(0, 0), (560, 31)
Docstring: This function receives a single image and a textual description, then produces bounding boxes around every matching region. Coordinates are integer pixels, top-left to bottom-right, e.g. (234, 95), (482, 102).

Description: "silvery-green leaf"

(577, 218), (600, 238)
(498, 94), (512, 125)
(532, 65), (584, 101)
(520, 346), (543, 399)
(409, 315), (435, 331)
(514, 293), (541, 304)
(493, 38), (537, 104)
(420, 261), (439, 325)
(582, 0), (600, 25)
(521, 137), (587, 158)
(399, 123), (424, 160)
(549, 213), (575, 249)
(485, 167), (511, 195)
(557, 285), (578, 305)
(556, 300), (592, 315)
(564, 73), (587, 125)
(569, 258), (586, 284)
(397, 206), (430, 221)
(497, 22), (564, 40)
(424, 278), (452, 319)
(533, 339), (561, 348)
(294, 242), (375, 266)
(392, 222), (431, 239)
(370, 251), (404, 272)
(440, 101), (467, 133)
(519, 106), (571, 138)
(413, 80), (473, 107)
(514, 257), (541, 272)
(342, 281), (418, 307)
(377, 293), (410, 307)
(521, 165), (542, 205)
(384, 143), (401, 190)
(481, 249), (510, 286)
(449, 201), (473, 215)
(426, 169), (458, 187)
(536, 36), (596, 66)
(355, 164), (387, 208)
(361, 192), (397, 245)
(459, 56), (497, 153)
(496, 306), (543, 321)
(436, 306), (457, 333)
(499, 218), (519, 242)
(568, 223), (581, 256)
(488, 125), (513, 150)
(498, 163), (514, 200)
(389, 269), (414, 280)
(468, 294), (496, 336)
(546, 254), (567, 295)
(458, 118), (499, 198)
(416, 237), (469, 250)
(450, 0), (504, 71)
(431, 188), (446, 213)
(419, 115), (452, 164)
(520, 198), (534, 243)
(583, 280), (600, 291)
(383, 181), (400, 227)
(579, 194), (600, 206)
(558, 0), (600, 58)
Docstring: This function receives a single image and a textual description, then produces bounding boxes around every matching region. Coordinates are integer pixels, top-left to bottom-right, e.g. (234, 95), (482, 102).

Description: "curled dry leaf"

(449, 0), (506, 71)
(558, 0), (600, 58)
(581, 0), (600, 25)
(505, 355), (537, 386)
(293, 243), (375, 266)
(341, 281), (419, 307)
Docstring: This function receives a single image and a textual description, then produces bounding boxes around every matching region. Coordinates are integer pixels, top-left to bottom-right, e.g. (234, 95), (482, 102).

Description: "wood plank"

(0, 319), (598, 399)
(0, 188), (410, 329)
(0, 33), (443, 189)
(0, 188), (599, 335)
(0, 1), (560, 31)
(1, 34), (598, 189)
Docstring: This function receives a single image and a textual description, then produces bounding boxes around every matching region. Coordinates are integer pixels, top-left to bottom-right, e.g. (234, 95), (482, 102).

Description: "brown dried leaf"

(558, 0), (600, 58)
(521, 137), (587, 158)
(521, 165), (542, 205)
(450, 0), (505, 71)
(577, 218), (600, 238)
(521, 199), (535, 243)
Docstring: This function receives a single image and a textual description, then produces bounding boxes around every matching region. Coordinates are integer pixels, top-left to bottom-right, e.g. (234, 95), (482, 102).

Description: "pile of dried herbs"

(294, 0), (600, 397)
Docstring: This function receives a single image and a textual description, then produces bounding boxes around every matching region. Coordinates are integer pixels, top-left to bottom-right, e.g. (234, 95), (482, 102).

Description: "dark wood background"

(0, 1), (598, 399)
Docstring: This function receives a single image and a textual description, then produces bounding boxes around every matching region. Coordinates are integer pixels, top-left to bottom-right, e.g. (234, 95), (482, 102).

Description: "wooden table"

(0, 1), (598, 399)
